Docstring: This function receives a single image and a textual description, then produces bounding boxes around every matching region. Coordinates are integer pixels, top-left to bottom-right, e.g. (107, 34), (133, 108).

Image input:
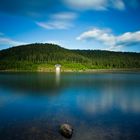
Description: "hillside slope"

(0, 43), (140, 71)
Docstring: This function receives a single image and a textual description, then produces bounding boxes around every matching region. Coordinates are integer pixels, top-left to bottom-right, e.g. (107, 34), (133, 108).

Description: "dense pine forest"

(0, 43), (140, 71)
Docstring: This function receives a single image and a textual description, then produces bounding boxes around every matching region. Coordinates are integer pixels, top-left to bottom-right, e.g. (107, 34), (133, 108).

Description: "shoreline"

(0, 68), (140, 73)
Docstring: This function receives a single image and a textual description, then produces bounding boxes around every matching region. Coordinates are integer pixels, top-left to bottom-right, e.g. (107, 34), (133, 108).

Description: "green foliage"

(0, 43), (140, 71)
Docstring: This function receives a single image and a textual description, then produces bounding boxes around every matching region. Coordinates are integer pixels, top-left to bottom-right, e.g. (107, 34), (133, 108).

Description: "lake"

(0, 72), (140, 140)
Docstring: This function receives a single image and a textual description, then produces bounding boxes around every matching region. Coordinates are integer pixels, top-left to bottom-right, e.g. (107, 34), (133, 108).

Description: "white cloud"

(0, 35), (26, 46)
(36, 21), (73, 30)
(117, 31), (140, 45)
(112, 0), (125, 10)
(64, 0), (125, 10)
(52, 12), (77, 20)
(77, 28), (140, 50)
(36, 12), (77, 30)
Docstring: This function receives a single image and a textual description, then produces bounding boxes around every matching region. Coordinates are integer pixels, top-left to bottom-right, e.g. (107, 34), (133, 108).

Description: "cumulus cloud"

(77, 28), (140, 50)
(64, 0), (125, 10)
(36, 12), (77, 29)
(116, 32), (140, 45)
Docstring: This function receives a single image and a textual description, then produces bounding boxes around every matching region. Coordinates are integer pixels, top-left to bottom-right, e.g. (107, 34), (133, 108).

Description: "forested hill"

(0, 43), (140, 71)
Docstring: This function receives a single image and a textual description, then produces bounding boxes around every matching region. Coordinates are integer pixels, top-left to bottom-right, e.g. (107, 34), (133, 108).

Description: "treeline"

(0, 43), (140, 70)
(74, 50), (140, 69)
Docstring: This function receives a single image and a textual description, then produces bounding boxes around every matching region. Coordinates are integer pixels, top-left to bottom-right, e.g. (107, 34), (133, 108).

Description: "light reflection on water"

(0, 72), (140, 140)
(77, 88), (140, 114)
(56, 69), (61, 86)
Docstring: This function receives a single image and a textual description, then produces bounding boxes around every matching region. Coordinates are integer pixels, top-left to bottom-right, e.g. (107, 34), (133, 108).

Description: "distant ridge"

(0, 43), (140, 71)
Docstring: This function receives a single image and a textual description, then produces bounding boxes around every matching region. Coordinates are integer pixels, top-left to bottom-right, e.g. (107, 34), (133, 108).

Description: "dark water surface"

(0, 72), (140, 140)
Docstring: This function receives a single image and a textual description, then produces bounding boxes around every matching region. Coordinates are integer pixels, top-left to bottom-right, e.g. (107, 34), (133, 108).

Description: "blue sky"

(0, 0), (140, 52)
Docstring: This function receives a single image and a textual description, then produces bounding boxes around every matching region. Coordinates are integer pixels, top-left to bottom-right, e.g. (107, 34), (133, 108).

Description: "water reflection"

(77, 90), (140, 114)
(0, 72), (63, 94)
(0, 72), (140, 140)
(55, 69), (61, 86)
(0, 72), (140, 113)
(76, 73), (140, 114)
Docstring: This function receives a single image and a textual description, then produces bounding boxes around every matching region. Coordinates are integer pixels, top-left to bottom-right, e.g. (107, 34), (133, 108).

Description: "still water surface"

(0, 72), (140, 140)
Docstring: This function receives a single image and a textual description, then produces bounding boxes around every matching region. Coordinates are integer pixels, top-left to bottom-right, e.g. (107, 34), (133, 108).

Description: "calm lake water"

(0, 72), (140, 140)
